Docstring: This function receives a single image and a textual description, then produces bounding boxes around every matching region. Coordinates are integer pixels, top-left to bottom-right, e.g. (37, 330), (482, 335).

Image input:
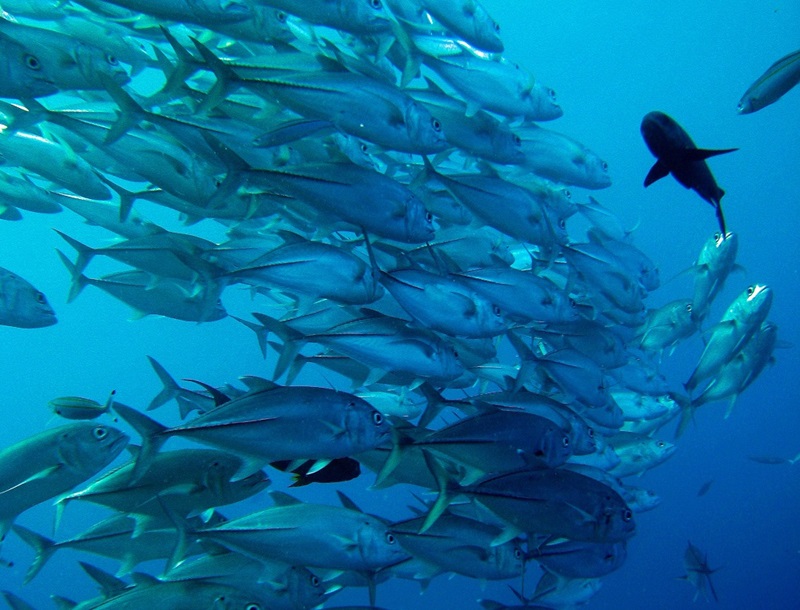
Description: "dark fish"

(696, 480), (713, 497)
(641, 111), (737, 234)
(270, 457), (361, 487)
(680, 540), (719, 602)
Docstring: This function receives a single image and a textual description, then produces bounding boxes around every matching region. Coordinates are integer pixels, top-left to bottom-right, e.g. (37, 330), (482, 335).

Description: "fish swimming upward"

(640, 111), (737, 234)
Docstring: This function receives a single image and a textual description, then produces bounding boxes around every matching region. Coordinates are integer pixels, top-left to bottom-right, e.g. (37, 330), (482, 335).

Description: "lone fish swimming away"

(640, 111), (737, 234)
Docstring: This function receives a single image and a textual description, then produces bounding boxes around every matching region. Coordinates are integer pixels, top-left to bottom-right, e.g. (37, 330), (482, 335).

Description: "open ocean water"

(0, 1), (798, 608)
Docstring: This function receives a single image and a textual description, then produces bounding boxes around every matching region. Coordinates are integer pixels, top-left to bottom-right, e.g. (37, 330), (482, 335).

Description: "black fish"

(641, 111), (737, 234)
(270, 457), (361, 487)
(696, 479), (713, 497)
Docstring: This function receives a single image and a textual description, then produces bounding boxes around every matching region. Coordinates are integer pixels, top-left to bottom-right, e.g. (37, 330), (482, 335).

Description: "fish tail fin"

(145, 356), (181, 411)
(373, 423), (414, 487)
(1, 590), (38, 610)
(251, 312), (305, 380)
(155, 496), (193, 574)
(11, 525), (56, 584)
(231, 315), (268, 359)
(95, 173), (138, 222)
(190, 38), (239, 114)
(53, 230), (94, 277)
(419, 450), (460, 533)
(56, 249), (89, 303)
(50, 595), (77, 610)
(111, 402), (168, 483)
(416, 382), (448, 428)
(101, 76), (146, 145)
(675, 402), (696, 439)
(152, 26), (199, 101)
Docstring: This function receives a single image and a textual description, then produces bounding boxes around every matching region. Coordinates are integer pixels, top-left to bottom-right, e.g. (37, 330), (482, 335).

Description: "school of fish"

(0, 1), (781, 609)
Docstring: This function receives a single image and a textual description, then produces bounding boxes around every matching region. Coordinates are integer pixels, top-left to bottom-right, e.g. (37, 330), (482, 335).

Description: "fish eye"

(359, 143), (369, 153)
(494, 22), (501, 33)
(431, 118), (442, 132)
(106, 54), (119, 66)
(385, 532), (396, 544)
(747, 286), (754, 296)
(276, 10), (287, 22)
(548, 88), (557, 101)
(601, 161), (609, 171)
(246, 605), (261, 610)
(492, 304), (502, 316)
(569, 298), (576, 308)
(623, 509), (633, 522)
(369, 0), (382, 9)
(587, 427), (595, 438)
(452, 348), (459, 359)
(35, 292), (46, 304)
(559, 219), (566, 229)
(514, 548), (522, 559)
(311, 575), (320, 587)
(562, 436), (569, 447)
(512, 134), (521, 146)
(92, 426), (108, 440)
(372, 411), (383, 425)
(657, 441), (666, 448)
(563, 189), (571, 199)
(24, 54), (41, 70)
(685, 303), (692, 312)
(425, 211), (433, 223)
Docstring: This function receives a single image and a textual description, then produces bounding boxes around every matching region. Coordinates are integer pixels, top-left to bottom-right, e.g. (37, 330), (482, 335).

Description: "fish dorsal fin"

(336, 490), (363, 513)
(183, 379), (231, 406)
(79, 561), (127, 597)
(269, 490), (302, 507)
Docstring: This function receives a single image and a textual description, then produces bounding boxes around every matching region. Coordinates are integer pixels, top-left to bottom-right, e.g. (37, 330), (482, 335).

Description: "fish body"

(186, 494), (408, 571)
(738, 48), (800, 114)
(685, 284), (773, 393)
(114, 385), (390, 480)
(446, 467), (636, 542)
(691, 231), (739, 320)
(641, 111), (736, 234)
(681, 541), (719, 602)
(380, 267), (508, 338)
(0, 423), (128, 542)
(529, 539), (627, 578)
(0, 266), (56, 328)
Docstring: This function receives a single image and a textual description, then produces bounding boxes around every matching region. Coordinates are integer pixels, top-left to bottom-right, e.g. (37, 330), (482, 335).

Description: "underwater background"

(0, 0), (798, 608)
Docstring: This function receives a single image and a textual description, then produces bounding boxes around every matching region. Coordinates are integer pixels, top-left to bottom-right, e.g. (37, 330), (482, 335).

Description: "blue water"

(1, 1), (799, 608)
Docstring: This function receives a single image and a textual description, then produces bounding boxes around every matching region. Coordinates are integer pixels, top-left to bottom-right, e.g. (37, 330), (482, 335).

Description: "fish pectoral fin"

(682, 147), (738, 161)
(490, 525), (522, 547)
(330, 533), (359, 550)
(0, 465), (61, 495)
(321, 420), (347, 437)
(306, 458), (332, 475)
(643, 160), (670, 187)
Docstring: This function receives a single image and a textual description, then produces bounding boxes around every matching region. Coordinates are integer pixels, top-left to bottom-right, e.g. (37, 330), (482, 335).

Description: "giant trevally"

(389, 512), (524, 581)
(58, 254), (227, 323)
(641, 111), (737, 234)
(0, 422), (128, 543)
(423, 458), (636, 543)
(113, 384), (391, 481)
(679, 541), (719, 602)
(737, 48), (800, 114)
(685, 284), (773, 393)
(0, 266), (56, 328)
(690, 231), (739, 321)
(170, 491), (408, 572)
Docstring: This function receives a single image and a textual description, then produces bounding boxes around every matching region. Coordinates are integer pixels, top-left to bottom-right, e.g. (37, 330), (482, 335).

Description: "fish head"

(340, 0), (394, 34)
(736, 96), (755, 115)
(344, 395), (393, 452)
(404, 101), (448, 153)
(209, 0), (254, 23)
(357, 517), (408, 569)
(73, 42), (131, 89)
(282, 566), (327, 609)
(600, 500), (636, 542)
(490, 128), (526, 165)
(470, 12), (504, 54)
(578, 151), (612, 189)
(404, 195), (437, 243)
(641, 111), (685, 158)
(10, 277), (57, 328)
(1, 36), (58, 98)
(532, 83), (564, 120)
(489, 538), (525, 578)
(56, 423), (128, 476)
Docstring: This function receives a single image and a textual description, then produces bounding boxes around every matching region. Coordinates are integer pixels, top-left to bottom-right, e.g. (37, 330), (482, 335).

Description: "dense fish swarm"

(0, 1), (778, 609)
